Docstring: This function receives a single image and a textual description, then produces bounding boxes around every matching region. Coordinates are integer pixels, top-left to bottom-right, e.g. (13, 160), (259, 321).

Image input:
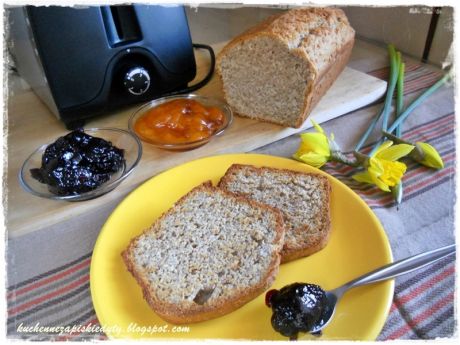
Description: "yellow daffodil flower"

(383, 132), (444, 170)
(352, 141), (414, 192)
(413, 142), (444, 169)
(293, 120), (332, 168)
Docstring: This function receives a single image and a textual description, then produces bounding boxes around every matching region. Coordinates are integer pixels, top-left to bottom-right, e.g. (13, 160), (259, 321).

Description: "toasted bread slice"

(122, 182), (285, 324)
(218, 164), (331, 263)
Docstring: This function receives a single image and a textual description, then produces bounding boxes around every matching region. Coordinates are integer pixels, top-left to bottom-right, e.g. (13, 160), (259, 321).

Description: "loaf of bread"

(216, 7), (355, 128)
(218, 165), (331, 263)
(122, 182), (285, 324)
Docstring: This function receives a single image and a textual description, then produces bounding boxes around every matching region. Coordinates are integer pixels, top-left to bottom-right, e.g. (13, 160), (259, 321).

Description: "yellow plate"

(90, 154), (393, 340)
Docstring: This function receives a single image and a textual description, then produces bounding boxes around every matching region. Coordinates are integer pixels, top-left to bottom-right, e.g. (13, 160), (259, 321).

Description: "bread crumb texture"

(128, 186), (282, 308)
(219, 36), (311, 126)
(219, 165), (331, 257)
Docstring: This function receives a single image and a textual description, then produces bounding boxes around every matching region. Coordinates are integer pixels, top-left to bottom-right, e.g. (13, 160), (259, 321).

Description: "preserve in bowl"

(128, 94), (233, 151)
(19, 128), (142, 201)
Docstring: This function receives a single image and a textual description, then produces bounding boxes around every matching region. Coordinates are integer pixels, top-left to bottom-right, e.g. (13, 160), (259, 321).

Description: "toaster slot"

(101, 5), (142, 47)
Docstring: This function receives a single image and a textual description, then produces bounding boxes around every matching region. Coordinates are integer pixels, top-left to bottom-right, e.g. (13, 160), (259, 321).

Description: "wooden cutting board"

(6, 42), (387, 237)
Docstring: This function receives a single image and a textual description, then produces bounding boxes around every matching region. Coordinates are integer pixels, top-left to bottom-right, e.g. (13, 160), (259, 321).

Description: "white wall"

(185, 5), (453, 67)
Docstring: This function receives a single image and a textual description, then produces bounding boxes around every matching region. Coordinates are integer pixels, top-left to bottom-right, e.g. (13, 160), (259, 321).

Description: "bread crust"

(216, 7), (355, 128)
(218, 164), (331, 263)
(294, 39), (354, 128)
(121, 182), (285, 324)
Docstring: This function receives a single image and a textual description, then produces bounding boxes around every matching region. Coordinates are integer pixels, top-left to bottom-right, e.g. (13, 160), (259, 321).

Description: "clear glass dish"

(19, 128), (142, 201)
(128, 94), (233, 151)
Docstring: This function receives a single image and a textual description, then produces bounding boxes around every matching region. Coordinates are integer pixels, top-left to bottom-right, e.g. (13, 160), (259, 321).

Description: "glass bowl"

(19, 128), (142, 201)
(128, 94), (233, 151)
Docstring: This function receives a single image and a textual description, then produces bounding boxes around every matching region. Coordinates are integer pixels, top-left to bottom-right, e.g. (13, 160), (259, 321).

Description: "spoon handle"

(338, 244), (456, 294)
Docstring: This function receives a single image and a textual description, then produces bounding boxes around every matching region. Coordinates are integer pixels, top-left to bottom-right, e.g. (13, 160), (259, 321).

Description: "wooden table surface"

(5, 40), (388, 238)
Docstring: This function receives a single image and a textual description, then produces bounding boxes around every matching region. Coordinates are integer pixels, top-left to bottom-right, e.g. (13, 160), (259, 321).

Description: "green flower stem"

(373, 69), (449, 156)
(392, 59), (406, 206)
(395, 60), (405, 137)
(369, 47), (402, 156)
(382, 44), (400, 131)
(330, 151), (361, 167)
(354, 106), (384, 152)
(354, 44), (399, 153)
(382, 131), (409, 144)
(353, 151), (370, 167)
(392, 182), (403, 206)
(387, 73), (451, 134)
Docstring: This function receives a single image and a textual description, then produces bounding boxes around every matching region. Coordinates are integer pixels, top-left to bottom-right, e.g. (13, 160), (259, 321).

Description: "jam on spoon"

(265, 283), (329, 340)
(266, 244), (456, 340)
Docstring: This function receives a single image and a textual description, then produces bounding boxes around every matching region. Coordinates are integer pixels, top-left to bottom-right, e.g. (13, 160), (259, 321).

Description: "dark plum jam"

(266, 283), (328, 340)
(30, 130), (125, 196)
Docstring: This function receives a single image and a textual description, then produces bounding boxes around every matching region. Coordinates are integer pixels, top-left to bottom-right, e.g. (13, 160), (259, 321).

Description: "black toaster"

(8, 5), (205, 128)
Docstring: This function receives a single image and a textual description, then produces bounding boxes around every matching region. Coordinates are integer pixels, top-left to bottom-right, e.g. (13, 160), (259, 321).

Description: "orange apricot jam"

(133, 99), (226, 145)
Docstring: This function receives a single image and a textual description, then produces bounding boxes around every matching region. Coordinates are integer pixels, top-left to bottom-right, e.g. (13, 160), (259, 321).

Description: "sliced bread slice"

(122, 182), (285, 324)
(218, 164), (331, 263)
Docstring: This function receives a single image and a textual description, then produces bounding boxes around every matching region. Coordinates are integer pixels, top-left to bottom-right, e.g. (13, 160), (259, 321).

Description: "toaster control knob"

(123, 67), (151, 95)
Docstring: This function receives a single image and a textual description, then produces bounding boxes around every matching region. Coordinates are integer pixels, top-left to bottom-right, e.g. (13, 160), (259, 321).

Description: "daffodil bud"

(411, 142), (444, 169)
(294, 120), (364, 168)
(293, 120), (332, 168)
(382, 131), (444, 169)
(293, 132), (330, 168)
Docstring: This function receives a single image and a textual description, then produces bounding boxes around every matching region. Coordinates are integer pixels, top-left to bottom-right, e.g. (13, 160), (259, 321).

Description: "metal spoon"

(310, 243), (456, 335)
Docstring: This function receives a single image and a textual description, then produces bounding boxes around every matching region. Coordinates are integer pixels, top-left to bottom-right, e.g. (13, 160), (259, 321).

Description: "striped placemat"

(6, 60), (455, 340)
(367, 60), (443, 96)
(378, 255), (456, 339)
(7, 247), (455, 340)
(324, 112), (455, 208)
(6, 253), (103, 340)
